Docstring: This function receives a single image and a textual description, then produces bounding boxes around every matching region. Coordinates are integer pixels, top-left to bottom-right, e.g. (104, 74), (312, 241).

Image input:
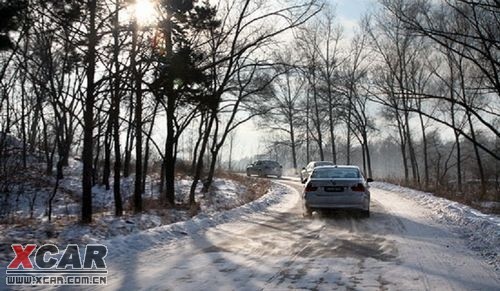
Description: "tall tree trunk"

(289, 119), (298, 173)
(123, 102), (134, 177)
(190, 116), (205, 176)
(163, 11), (176, 206)
(363, 130), (373, 178)
(111, 0), (123, 216)
(326, 77), (336, 164)
(159, 161), (165, 195)
(346, 98), (352, 165)
(143, 102), (159, 194)
(102, 120), (112, 190)
(404, 111), (419, 185)
(306, 89), (310, 163)
(41, 110), (53, 176)
(203, 116), (220, 193)
(190, 111), (216, 205)
(453, 128), (462, 191)
(164, 105), (176, 206)
(361, 143), (367, 176)
(396, 112), (409, 184)
(228, 133), (234, 171)
(495, 137), (499, 201)
(20, 68), (27, 169)
(131, 20), (143, 214)
(82, 0), (98, 224)
(92, 119), (102, 186)
(29, 96), (42, 153)
(328, 108), (336, 164)
(448, 55), (463, 192)
(48, 161), (61, 222)
(467, 112), (486, 200)
(312, 76), (324, 160)
(54, 107), (65, 180)
(418, 112), (429, 188)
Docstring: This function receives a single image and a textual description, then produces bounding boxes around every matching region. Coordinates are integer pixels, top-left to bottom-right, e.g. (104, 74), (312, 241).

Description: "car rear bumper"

(247, 169), (281, 176)
(304, 193), (369, 210)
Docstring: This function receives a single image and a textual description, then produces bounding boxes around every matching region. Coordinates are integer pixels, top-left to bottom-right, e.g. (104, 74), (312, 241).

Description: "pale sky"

(334, 0), (374, 19)
(230, 0), (375, 161)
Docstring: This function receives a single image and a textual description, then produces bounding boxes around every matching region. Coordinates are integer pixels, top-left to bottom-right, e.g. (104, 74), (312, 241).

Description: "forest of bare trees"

(257, 0), (499, 205)
(0, 0), (498, 225)
(0, 0), (321, 223)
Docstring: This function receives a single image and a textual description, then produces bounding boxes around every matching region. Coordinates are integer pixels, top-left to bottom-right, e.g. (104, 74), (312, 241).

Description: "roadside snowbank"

(372, 182), (500, 269)
(0, 154), (277, 267)
(103, 183), (291, 262)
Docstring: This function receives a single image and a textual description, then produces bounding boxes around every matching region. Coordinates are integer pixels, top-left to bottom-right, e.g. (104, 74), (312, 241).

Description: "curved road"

(104, 179), (499, 290)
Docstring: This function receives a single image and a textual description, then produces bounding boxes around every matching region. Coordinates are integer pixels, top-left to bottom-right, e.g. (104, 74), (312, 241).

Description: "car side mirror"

(367, 178), (374, 183)
(301, 179), (306, 184)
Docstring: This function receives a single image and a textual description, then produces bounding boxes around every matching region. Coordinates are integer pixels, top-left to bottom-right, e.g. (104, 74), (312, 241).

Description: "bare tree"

(188, 0), (321, 203)
(380, 0), (500, 160)
(81, 0), (98, 223)
(258, 60), (305, 174)
(342, 30), (375, 177)
(315, 7), (343, 164)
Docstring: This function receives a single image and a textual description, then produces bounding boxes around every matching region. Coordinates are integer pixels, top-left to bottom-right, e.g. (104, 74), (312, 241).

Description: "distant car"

(246, 160), (282, 178)
(302, 165), (372, 217)
(300, 161), (335, 183)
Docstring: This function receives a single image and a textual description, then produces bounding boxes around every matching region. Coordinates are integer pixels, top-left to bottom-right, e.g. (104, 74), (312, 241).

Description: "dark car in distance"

(246, 160), (282, 178)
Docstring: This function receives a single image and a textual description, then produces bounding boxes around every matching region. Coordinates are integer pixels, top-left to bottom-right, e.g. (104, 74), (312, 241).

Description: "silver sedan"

(300, 161), (335, 183)
(302, 165), (372, 217)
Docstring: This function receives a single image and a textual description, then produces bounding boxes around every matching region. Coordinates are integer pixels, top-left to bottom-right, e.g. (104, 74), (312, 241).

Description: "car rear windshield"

(311, 168), (360, 179)
(315, 161), (335, 167)
(257, 161), (278, 166)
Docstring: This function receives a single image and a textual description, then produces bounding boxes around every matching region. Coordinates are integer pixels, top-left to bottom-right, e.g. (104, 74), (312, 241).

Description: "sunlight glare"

(131, 0), (158, 27)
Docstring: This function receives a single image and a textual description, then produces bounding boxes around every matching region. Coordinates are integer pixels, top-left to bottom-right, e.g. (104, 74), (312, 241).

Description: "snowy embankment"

(372, 182), (500, 268)
(103, 183), (291, 261)
(0, 154), (279, 266)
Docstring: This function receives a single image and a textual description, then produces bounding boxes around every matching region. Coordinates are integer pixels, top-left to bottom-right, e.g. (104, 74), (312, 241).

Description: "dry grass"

(215, 170), (272, 203)
(142, 197), (167, 211)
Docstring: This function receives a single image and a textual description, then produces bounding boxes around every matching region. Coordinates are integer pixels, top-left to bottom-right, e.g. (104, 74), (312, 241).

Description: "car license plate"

(324, 186), (343, 192)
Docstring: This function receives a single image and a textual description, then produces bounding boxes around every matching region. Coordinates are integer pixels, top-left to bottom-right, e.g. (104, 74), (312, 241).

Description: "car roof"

(313, 165), (360, 170)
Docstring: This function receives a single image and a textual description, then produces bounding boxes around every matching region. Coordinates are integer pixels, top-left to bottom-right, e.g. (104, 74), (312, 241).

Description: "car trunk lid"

(306, 178), (365, 194)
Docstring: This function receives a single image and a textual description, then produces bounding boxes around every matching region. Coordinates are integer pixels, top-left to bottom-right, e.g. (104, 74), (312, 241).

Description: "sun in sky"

(128, 0), (159, 27)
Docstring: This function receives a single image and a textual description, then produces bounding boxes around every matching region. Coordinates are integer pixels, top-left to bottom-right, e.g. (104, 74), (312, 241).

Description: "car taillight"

(305, 184), (318, 192)
(351, 183), (365, 192)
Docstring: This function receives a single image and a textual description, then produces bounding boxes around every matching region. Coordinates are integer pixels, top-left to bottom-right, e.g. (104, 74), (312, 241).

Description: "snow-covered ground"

(0, 158), (269, 267)
(1, 178), (499, 290)
(372, 181), (500, 270)
(88, 180), (497, 290)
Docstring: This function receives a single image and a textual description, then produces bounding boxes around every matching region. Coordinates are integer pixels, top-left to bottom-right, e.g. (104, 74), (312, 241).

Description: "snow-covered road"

(97, 179), (499, 290)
